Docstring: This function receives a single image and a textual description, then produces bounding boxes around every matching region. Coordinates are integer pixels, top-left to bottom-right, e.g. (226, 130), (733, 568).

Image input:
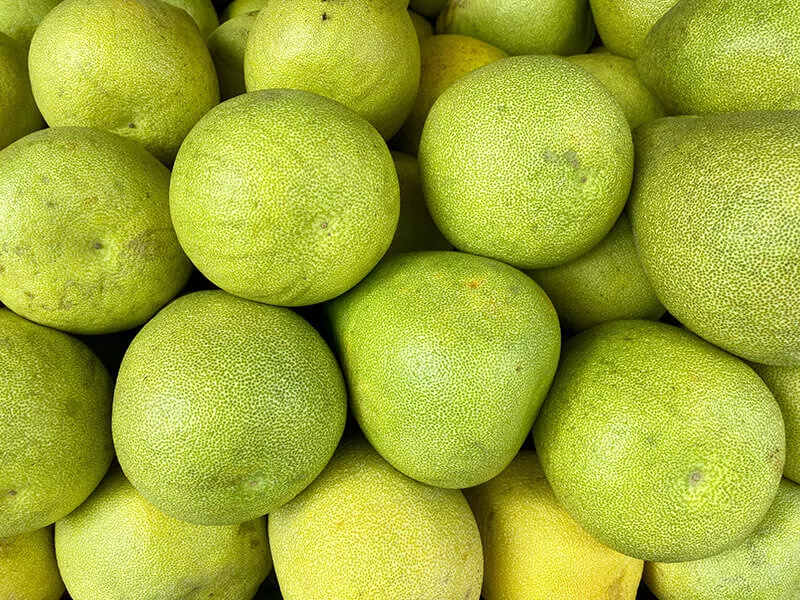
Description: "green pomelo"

(528, 213), (664, 333)
(244, 0), (420, 139)
(0, 0), (61, 46)
(221, 0), (268, 21)
(170, 89), (399, 307)
(0, 527), (64, 600)
(644, 478), (800, 600)
(270, 438), (483, 600)
(409, 9), (433, 41)
(324, 251), (561, 489)
(0, 33), (44, 150)
(589, 0), (677, 59)
(628, 111), (800, 366)
(419, 55), (633, 270)
(0, 309), (113, 538)
(162, 0), (219, 38)
(207, 13), (257, 100)
(0, 127), (192, 335)
(409, 0), (446, 18)
(112, 290), (347, 526)
(28, 0), (219, 164)
(533, 319), (785, 562)
(56, 468), (271, 600)
(637, 0), (800, 115)
(752, 365), (800, 484)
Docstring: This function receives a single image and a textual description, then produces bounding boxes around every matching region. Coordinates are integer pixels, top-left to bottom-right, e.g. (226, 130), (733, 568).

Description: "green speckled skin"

(207, 13), (257, 100)
(162, 0), (219, 38)
(221, 0), (268, 21)
(0, 33), (44, 150)
(589, 0), (677, 59)
(0, 0), (61, 46)
(0, 527), (64, 600)
(752, 365), (800, 484)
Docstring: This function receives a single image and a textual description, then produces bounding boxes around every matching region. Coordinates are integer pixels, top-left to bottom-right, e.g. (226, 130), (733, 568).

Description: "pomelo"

(0, 527), (64, 600)
(0, 0), (61, 46)
(207, 13), (257, 100)
(409, 0), (446, 19)
(409, 9), (433, 41)
(0, 33), (44, 150)
(589, 0), (677, 59)
(752, 364), (800, 483)
(221, 0), (268, 21)
(162, 0), (219, 38)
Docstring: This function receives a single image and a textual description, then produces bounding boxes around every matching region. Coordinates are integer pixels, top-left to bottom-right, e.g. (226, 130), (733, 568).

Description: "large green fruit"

(0, 33), (44, 150)
(629, 111), (800, 366)
(269, 438), (483, 600)
(28, 0), (219, 163)
(207, 13), (257, 100)
(645, 478), (800, 600)
(0, 527), (64, 600)
(325, 251), (561, 489)
(170, 89), (399, 307)
(221, 0), (268, 21)
(56, 468), (271, 600)
(419, 55), (633, 270)
(410, 0), (446, 18)
(637, 0), (800, 115)
(534, 320), (785, 562)
(162, 0), (219, 38)
(244, 0), (420, 139)
(113, 290), (347, 525)
(0, 0), (61, 46)
(0, 127), (192, 335)
(752, 365), (800, 484)
(589, 0), (677, 59)
(0, 309), (113, 538)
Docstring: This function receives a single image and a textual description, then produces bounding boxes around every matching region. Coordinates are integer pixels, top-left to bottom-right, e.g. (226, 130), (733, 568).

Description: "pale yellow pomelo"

(0, 33), (44, 150)
(0, 527), (64, 600)
(752, 364), (800, 483)
(0, 0), (61, 46)
(589, 0), (677, 59)
(162, 0), (218, 38)
(207, 13), (257, 100)
(221, 0), (268, 21)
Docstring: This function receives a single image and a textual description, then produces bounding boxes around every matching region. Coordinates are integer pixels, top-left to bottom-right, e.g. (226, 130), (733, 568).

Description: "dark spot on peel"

(6, 489), (16, 496)
(322, 11), (328, 20)
(128, 123), (136, 129)
(320, 222), (328, 229)
(688, 470), (703, 486)
(93, 241), (103, 250)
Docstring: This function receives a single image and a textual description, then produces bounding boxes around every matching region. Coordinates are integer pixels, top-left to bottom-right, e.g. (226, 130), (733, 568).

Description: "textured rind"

(752, 365), (800, 484)
(325, 251), (561, 489)
(270, 438), (483, 600)
(0, 33), (44, 150)
(419, 55), (633, 270)
(629, 111), (800, 366)
(533, 320), (785, 562)
(161, 0), (219, 38)
(0, 0), (61, 46)
(0, 527), (64, 600)
(221, 0), (268, 21)
(112, 290), (347, 526)
(207, 14), (258, 100)
(589, 0), (677, 59)
(56, 469), (271, 600)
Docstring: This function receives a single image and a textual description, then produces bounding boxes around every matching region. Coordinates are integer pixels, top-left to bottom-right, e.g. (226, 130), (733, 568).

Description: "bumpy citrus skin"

(0, 309), (113, 538)
(419, 55), (633, 270)
(0, 0), (61, 46)
(56, 469), (271, 600)
(0, 527), (64, 600)
(645, 478), (800, 600)
(466, 452), (643, 600)
(752, 365), (800, 483)
(270, 438), (483, 600)
(28, 0), (219, 164)
(325, 251), (561, 489)
(161, 0), (219, 38)
(0, 127), (192, 335)
(0, 33), (44, 150)
(589, 0), (677, 59)
(207, 13), (257, 100)
(113, 290), (347, 526)
(221, 0), (268, 21)
(629, 112), (800, 366)
(170, 89), (399, 307)
(534, 320), (785, 562)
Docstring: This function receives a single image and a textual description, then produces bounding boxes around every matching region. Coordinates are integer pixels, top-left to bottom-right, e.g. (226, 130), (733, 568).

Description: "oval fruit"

(0, 527), (64, 600)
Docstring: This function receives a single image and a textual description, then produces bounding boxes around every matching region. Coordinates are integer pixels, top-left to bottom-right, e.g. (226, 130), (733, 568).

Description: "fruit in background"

(112, 290), (347, 525)
(0, 527), (64, 600)
(221, 0), (268, 20)
(466, 452), (643, 600)
(644, 478), (800, 600)
(436, 0), (594, 56)
(589, 0), (677, 59)
(162, 0), (219, 38)
(0, 309), (113, 538)
(409, 9), (433, 41)
(270, 438), (483, 600)
(0, 33), (44, 150)
(56, 469), (271, 600)
(170, 89), (399, 307)
(0, 0), (61, 46)
(392, 33), (507, 155)
(410, 0), (446, 18)
(752, 365), (800, 483)
(419, 55), (633, 270)
(534, 320), (785, 562)
(28, 0), (219, 164)
(325, 251), (560, 489)
(207, 13), (257, 100)
(629, 111), (800, 366)
(244, 0), (419, 139)
(529, 213), (665, 333)
(0, 127), (192, 334)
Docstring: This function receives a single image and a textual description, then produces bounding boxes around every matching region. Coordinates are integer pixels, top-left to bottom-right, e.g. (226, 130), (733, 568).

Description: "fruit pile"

(1, 0), (798, 598)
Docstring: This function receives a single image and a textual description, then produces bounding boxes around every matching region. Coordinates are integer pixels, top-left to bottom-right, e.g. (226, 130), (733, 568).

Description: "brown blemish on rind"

(466, 278), (485, 289)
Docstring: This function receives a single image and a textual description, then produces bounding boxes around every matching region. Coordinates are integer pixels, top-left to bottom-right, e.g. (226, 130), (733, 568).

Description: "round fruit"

(409, 9), (433, 41)
(112, 290), (347, 525)
(170, 89), (399, 307)
(533, 319), (785, 562)
(162, 0), (219, 38)
(419, 55), (633, 269)
(0, 33), (44, 150)
(207, 13), (257, 100)
(221, 0), (268, 21)
(324, 251), (561, 489)
(270, 438), (483, 600)
(589, 0), (677, 59)
(410, 0), (446, 18)
(0, 127), (192, 334)
(56, 468), (271, 600)
(0, 308), (113, 538)
(0, 527), (64, 600)
(0, 0), (61, 46)
(751, 364), (800, 483)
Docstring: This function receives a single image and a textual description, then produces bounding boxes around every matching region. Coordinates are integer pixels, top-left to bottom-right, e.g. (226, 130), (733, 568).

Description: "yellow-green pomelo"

(419, 55), (633, 270)
(0, 309), (113, 538)
(533, 320), (785, 562)
(162, 0), (219, 38)
(644, 478), (800, 600)
(436, 0), (594, 56)
(528, 213), (664, 333)
(170, 89), (399, 307)
(221, 0), (268, 20)
(28, 0), (219, 164)
(244, 0), (420, 139)
(567, 52), (665, 129)
(466, 451), (643, 600)
(752, 365), (800, 483)
(0, 127), (192, 335)
(325, 251), (560, 489)
(56, 468), (271, 600)
(112, 290), (347, 525)
(0, 33), (43, 150)
(589, 0), (677, 59)
(0, 0), (61, 46)
(269, 438), (483, 600)
(207, 13), (257, 100)
(628, 112), (800, 366)
(409, 9), (433, 41)
(392, 33), (507, 155)
(0, 527), (64, 600)
(410, 0), (446, 18)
